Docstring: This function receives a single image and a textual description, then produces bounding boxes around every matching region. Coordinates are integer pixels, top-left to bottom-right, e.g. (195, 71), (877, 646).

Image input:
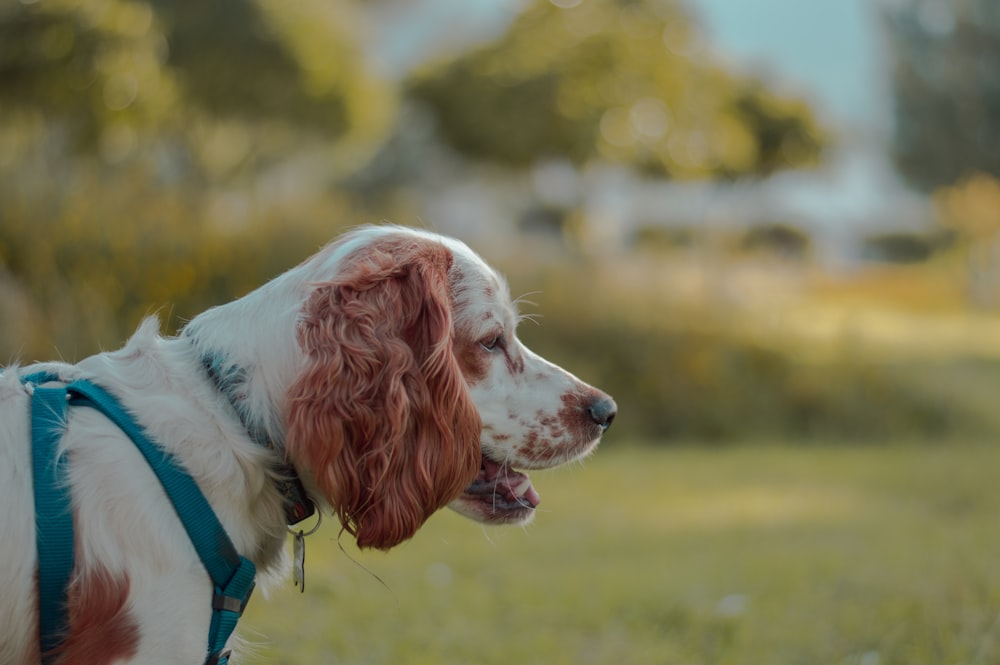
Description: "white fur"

(0, 225), (614, 664)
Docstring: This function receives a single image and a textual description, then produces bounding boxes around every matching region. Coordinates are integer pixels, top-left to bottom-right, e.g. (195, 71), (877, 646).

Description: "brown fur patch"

(52, 565), (140, 665)
(287, 232), (482, 550)
(454, 338), (490, 385)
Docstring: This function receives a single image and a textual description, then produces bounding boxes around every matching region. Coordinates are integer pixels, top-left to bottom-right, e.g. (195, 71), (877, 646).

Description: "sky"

(692, 0), (893, 135)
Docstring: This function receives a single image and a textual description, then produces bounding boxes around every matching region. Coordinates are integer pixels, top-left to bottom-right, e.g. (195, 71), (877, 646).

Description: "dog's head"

(285, 227), (615, 550)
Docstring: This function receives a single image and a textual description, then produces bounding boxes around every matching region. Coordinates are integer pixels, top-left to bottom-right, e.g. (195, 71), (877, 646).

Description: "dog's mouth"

(450, 456), (540, 524)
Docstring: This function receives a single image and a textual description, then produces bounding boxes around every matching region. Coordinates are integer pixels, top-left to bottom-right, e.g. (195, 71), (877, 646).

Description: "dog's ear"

(285, 235), (481, 550)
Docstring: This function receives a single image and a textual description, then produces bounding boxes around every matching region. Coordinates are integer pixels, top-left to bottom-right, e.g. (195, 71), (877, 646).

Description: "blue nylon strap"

(30, 380), (75, 664)
(63, 379), (243, 584)
(62, 379), (257, 663)
(25, 374), (256, 665)
(207, 558), (257, 665)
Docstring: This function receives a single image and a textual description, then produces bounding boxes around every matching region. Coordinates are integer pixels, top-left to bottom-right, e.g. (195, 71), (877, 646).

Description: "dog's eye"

(480, 335), (501, 352)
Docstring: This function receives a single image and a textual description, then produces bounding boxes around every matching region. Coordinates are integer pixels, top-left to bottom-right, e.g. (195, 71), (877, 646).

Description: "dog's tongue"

(481, 458), (541, 508)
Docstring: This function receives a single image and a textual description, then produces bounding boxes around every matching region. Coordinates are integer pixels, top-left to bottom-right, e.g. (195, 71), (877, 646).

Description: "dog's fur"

(0, 225), (616, 664)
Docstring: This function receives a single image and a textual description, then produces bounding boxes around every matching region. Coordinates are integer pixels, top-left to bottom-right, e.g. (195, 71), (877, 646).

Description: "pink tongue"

(523, 485), (541, 507)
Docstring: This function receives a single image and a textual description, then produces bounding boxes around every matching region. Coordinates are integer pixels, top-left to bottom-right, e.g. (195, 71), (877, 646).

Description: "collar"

(198, 352), (316, 526)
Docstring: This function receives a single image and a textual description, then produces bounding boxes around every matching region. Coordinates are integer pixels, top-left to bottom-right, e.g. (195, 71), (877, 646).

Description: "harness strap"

(25, 374), (256, 665)
(29, 374), (74, 665)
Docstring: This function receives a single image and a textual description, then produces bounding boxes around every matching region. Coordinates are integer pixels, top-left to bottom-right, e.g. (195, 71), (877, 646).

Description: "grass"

(241, 442), (1000, 665)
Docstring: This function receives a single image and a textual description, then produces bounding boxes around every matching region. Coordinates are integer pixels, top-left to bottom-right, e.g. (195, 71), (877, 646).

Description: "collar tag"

(292, 530), (307, 593)
(289, 511), (321, 594)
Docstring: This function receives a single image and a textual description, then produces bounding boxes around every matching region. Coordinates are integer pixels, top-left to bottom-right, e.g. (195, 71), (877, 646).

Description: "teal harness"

(24, 372), (256, 665)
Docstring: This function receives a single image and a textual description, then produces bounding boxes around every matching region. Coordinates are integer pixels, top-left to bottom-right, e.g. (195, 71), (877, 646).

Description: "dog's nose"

(587, 395), (617, 431)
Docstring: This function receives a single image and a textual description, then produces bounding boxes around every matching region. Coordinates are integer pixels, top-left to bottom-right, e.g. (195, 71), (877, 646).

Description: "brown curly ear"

(285, 234), (482, 550)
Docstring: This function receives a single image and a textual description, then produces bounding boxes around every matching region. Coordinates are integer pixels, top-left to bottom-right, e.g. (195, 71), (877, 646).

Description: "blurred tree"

(0, 0), (178, 149)
(0, 0), (385, 358)
(738, 223), (812, 261)
(883, 0), (1000, 191)
(0, 0), (392, 170)
(861, 231), (947, 264)
(407, 0), (827, 180)
(631, 225), (695, 252)
(934, 173), (1000, 306)
(153, 0), (393, 148)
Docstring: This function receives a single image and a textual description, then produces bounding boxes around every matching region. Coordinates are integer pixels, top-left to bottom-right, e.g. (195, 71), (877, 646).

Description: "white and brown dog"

(0, 225), (616, 664)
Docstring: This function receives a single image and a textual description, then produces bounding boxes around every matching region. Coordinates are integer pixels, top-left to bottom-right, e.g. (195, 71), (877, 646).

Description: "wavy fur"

(286, 236), (481, 549)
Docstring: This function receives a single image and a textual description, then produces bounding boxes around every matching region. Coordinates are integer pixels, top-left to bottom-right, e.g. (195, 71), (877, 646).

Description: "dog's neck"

(184, 331), (316, 526)
(197, 351), (278, 450)
(176, 244), (355, 525)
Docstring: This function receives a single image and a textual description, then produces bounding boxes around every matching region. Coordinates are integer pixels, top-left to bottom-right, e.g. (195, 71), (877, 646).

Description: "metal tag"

(293, 530), (306, 593)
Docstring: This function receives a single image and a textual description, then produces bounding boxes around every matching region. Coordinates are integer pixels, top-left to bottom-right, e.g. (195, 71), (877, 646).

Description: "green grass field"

(242, 443), (1000, 665)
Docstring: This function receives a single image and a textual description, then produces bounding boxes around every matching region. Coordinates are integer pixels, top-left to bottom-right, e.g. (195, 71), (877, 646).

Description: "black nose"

(587, 395), (617, 431)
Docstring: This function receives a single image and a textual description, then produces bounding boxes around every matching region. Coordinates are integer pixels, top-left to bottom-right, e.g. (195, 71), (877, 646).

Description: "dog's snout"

(587, 395), (617, 431)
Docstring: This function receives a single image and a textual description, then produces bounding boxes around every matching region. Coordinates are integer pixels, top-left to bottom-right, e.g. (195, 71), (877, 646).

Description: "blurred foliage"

(0, 0), (178, 149)
(2, 0), (989, 444)
(632, 225), (696, 252)
(933, 172), (1000, 307)
(884, 0), (1000, 191)
(737, 224), (811, 261)
(408, 0), (826, 179)
(0, 163), (349, 359)
(934, 172), (1000, 244)
(0, 0), (387, 354)
(512, 263), (994, 442)
(0, 0), (394, 172)
(861, 230), (951, 264)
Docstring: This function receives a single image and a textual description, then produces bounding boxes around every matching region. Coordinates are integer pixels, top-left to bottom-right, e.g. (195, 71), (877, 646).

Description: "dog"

(0, 225), (616, 664)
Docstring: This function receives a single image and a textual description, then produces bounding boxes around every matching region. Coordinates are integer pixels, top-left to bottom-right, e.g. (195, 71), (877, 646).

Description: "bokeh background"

(5, 0), (1000, 663)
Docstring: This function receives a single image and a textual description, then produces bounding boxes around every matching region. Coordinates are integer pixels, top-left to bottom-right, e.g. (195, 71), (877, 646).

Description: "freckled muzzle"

(450, 389), (616, 525)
